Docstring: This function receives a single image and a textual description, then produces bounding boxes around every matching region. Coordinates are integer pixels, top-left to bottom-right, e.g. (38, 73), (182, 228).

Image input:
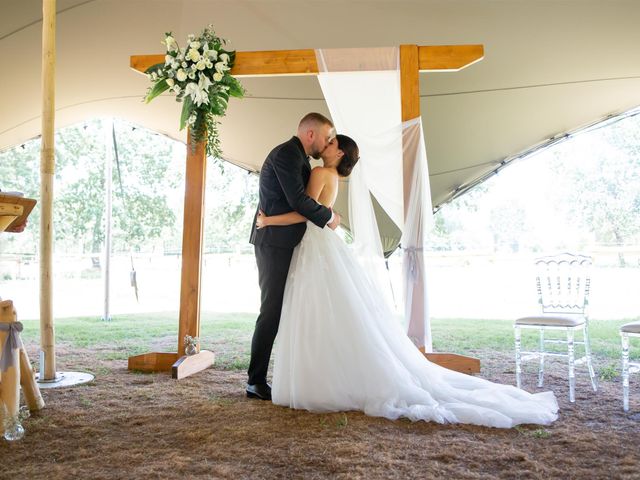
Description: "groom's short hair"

(299, 112), (333, 130)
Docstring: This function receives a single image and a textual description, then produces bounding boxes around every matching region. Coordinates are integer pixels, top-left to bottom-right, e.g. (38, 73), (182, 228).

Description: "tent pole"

(103, 117), (113, 322)
(39, 0), (56, 380)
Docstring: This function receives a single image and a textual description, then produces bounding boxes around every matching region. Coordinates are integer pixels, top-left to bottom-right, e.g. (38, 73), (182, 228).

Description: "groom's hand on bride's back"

(327, 210), (341, 230)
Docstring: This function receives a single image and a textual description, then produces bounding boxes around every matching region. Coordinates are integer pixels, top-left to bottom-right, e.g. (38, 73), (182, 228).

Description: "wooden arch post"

(128, 44), (484, 378)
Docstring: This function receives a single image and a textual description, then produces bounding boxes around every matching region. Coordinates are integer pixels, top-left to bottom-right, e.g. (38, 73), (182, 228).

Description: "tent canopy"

(2, 0), (640, 213)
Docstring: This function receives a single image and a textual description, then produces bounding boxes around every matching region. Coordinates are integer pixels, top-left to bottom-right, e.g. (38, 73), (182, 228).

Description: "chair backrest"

(534, 253), (591, 315)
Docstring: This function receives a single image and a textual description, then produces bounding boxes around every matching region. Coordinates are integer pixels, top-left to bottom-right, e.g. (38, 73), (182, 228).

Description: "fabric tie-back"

(0, 321), (24, 372)
(315, 47), (433, 350)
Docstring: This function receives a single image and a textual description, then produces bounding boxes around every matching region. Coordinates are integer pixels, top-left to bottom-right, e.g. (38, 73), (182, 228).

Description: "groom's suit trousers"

(248, 244), (294, 385)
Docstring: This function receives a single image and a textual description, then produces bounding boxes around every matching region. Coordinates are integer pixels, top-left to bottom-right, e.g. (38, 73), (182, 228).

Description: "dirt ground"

(1, 346), (638, 480)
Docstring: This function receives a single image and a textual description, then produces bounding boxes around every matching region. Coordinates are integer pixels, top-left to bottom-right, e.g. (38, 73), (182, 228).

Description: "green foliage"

(0, 119), (180, 254)
(550, 115), (640, 264)
(599, 363), (619, 381)
(204, 160), (258, 252)
(430, 113), (640, 256)
(144, 76), (170, 103)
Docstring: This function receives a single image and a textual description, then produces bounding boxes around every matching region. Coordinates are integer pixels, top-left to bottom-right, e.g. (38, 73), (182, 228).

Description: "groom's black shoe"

(246, 383), (272, 401)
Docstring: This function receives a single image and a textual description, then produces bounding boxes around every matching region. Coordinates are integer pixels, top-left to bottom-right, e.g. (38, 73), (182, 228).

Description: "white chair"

(514, 253), (598, 402)
(621, 321), (640, 411)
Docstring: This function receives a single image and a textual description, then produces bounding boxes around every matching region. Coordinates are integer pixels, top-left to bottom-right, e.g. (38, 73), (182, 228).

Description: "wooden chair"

(514, 253), (598, 402)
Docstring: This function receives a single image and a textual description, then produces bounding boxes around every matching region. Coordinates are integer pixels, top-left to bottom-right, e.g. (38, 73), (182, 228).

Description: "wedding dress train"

(272, 222), (558, 428)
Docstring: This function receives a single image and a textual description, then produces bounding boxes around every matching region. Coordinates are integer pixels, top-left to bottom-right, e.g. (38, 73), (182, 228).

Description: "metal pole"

(103, 118), (113, 322)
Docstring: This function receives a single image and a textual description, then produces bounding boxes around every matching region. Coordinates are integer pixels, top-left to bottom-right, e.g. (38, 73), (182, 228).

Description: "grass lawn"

(18, 313), (640, 379)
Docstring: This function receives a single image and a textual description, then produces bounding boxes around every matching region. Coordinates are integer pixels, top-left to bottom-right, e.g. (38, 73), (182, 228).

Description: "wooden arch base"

(424, 352), (480, 374)
(128, 351), (215, 379)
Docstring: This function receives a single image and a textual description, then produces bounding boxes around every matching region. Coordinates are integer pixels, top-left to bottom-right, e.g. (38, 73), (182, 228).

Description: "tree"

(551, 115), (640, 266)
(1, 119), (182, 256)
(203, 159), (258, 252)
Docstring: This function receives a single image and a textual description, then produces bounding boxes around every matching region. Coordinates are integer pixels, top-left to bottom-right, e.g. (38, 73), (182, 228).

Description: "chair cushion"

(620, 321), (640, 334)
(515, 314), (585, 327)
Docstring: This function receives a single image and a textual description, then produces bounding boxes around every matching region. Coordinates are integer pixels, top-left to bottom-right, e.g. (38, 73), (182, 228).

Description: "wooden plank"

(0, 195), (37, 232)
(20, 348), (45, 411)
(128, 352), (179, 372)
(171, 350), (215, 380)
(0, 203), (22, 231)
(130, 45), (484, 76)
(419, 44), (484, 72)
(424, 352), (481, 375)
(177, 131), (207, 358)
(400, 44), (421, 122)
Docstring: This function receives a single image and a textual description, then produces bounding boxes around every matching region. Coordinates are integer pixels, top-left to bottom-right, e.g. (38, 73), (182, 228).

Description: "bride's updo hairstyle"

(336, 134), (359, 177)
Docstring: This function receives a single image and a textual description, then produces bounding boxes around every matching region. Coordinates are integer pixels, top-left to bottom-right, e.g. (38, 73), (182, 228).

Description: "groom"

(247, 112), (341, 400)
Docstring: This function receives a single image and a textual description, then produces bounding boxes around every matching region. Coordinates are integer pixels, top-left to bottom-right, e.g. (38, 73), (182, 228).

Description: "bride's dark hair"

(336, 134), (359, 177)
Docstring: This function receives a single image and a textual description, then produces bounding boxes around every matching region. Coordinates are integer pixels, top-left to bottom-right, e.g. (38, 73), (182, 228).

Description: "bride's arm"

(257, 169), (327, 228)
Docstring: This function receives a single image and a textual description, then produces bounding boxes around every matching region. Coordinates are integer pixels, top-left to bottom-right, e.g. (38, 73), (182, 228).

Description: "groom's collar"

(290, 136), (309, 161)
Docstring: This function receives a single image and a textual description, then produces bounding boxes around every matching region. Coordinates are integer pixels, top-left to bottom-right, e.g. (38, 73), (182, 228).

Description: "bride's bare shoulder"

(311, 167), (337, 178)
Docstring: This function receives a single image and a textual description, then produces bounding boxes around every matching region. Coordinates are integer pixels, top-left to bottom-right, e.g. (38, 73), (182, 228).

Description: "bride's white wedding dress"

(272, 222), (559, 428)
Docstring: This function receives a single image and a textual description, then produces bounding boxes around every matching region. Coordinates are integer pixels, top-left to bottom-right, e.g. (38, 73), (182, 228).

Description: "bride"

(255, 134), (558, 428)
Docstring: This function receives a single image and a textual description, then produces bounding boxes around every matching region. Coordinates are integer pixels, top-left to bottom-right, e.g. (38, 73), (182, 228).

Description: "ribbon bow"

(403, 246), (424, 282)
(0, 322), (24, 372)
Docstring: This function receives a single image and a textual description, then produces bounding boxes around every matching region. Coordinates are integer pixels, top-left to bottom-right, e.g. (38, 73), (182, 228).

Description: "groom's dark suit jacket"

(250, 136), (331, 248)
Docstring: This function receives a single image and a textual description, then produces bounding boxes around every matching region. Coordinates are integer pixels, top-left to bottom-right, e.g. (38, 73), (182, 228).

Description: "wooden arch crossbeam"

(127, 44), (484, 378)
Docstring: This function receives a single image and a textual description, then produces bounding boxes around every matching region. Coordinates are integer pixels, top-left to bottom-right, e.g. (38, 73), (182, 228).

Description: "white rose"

(187, 48), (200, 62)
(213, 72), (223, 82)
(166, 78), (175, 87)
(219, 53), (230, 63)
(189, 41), (201, 50)
(176, 69), (187, 82)
(196, 59), (207, 71)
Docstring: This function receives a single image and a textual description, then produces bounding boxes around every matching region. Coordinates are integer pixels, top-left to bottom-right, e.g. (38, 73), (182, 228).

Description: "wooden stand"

(0, 194), (37, 233)
(0, 300), (45, 429)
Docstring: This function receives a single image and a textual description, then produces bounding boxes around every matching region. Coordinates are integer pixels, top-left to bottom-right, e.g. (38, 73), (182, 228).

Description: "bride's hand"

(256, 209), (269, 229)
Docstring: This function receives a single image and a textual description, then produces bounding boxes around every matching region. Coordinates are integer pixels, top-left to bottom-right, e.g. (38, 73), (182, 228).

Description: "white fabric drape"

(402, 118), (433, 351)
(315, 47), (433, 349)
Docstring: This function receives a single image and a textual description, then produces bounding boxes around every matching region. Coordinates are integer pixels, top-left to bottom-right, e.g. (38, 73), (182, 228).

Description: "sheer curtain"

(315, 47), (433, 350)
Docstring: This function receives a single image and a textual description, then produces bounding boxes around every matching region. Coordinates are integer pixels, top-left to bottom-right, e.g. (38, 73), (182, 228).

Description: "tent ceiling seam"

(0, 0), (98, 42)
(423, 74), (640, 98)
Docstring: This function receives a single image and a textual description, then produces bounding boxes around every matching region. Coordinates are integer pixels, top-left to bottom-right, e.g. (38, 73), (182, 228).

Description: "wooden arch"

(128, 44), (484, 378)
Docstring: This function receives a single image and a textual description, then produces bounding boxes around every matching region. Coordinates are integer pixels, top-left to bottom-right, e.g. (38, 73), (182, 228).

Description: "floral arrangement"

(144, 25), (245, 158)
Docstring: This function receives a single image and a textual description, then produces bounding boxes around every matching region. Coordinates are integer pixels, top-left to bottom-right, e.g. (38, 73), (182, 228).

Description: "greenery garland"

(144, 25), (245, 159)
